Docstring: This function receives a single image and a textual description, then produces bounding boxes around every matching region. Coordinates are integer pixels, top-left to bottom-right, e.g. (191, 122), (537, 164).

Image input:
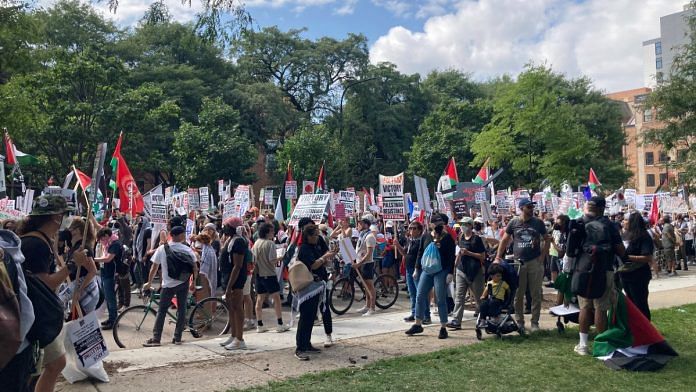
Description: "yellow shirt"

(487, 280), (510, 301)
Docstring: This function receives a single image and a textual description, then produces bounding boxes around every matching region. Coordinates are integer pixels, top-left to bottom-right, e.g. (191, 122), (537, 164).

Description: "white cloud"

(371, 0), (687, 92)
(335, 0), (358, 15)
(371, 0), (411, 17)
(415, 0), (453, 19)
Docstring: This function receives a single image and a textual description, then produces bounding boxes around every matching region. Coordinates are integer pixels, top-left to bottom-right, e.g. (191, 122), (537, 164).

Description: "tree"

(0, 1), (41, 83)
(275, 124), (340, 186)
(470, 65), (629, 189)
(646, 1), (696, 189)
(237, 27), (369, 116)
(172, 97), (257, 187)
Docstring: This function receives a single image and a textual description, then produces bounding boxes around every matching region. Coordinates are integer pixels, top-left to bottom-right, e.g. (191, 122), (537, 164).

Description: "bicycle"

(112, 288), (229, 348)
(329, 266), (399, 315)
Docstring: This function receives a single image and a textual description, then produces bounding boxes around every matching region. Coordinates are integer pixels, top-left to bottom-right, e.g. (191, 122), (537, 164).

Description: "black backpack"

(163, 243), (194, 282)
(571, 217), (613, 299)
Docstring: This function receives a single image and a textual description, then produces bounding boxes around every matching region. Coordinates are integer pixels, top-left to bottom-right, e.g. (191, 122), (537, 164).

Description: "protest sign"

(288, 194), (331, 227)
(414, 175), (432, 213)
(199, 187), (210, 211)
(171, 192), (187, 216)
(223, 198), (235, 221)
(338, 190), (355, 215)
(624, 189), (637, 209)
(233, 185), (251, 217)
(164, 187), (172, 204)
(185, 219), (194, 244)
(302, 181), (315, 194)
(382, 196), (405, 220)
(285, 181), (297, 199)
(334, 203), (346, 220)
(187, 188), (199, 212)
(217, 180), (224, 196)
(452, 199), (468, 217)
(379, 173), (404, 197)
(339, 237), (358, 264)
(435, 192), (446, 211)
(264, 188), (273, 206)
(379, 173), (405, 220)
(89, 143), (107, 205)
(453, 183), (485, 209)
(150, 194), (167, 225)
(64, 312), (108, 369)
(480, 201), (494, 222)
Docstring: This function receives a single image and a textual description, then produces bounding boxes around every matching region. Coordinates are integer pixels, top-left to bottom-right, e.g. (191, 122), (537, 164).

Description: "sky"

(72, 0), (690, 92)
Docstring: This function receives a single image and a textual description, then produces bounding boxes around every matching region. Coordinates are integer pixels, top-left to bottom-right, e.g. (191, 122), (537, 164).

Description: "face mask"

(53, 215), (66, 229)
(434, 225), (444, 235)
(461, 226), (471, 235)
(553, 224), (561, 230)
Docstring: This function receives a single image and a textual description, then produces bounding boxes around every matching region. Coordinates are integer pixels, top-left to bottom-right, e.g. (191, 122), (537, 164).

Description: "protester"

(393, 221), (424, 322)
(448, 217), (486, 330)
(406, 213), (456, 339)
(495, 198), (549, 334)
(94, 228), (122, 330)
(133, 214), (152, 293)
(219, 217), (249, 350)
(661, 215), (677, 276)
(65, 217), (100, 314)
(573, 196), (625, 356)
(547, 215), (569, 288)
(196, 232), (218, 299)
(18, 195), (76, 392)
(143, 224), (198, 346)
(252, 223), (289, 333)
(354, 217), (377, 316)
(619, 212), (654, 320)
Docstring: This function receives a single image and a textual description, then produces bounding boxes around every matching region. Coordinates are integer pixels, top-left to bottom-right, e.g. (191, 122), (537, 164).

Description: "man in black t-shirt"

(495, 198), (549, 333)
(394, 221), (425, 322)
(448, 217), (486, 329)
(94, 228), (123, 329)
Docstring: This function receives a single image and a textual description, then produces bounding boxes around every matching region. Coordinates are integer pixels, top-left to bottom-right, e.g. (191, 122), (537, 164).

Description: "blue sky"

(78, 0), (690, 91)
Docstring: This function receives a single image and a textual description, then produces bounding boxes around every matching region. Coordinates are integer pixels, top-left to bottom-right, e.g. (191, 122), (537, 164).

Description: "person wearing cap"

(573, 196), (624, 356)
(17, 195), (81, 392)
(393, 220), (426, 322)
(143, 225), (198, 347)
(494, 197), (549, 334)
(354, 217), (377, 316)
(94, 227), (124, 329)
(447, 217), (486, 330)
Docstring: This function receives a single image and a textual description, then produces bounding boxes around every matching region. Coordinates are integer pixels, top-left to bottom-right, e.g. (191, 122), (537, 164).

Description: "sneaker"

(524, 309), (532, 315)
(101, 323), (114, 331)
(438, 327), (448, 339)
(256, 325), (269, 333)
(403, 315), (415, 322)
(244, 320), (255, 330)
(356, 306), (369, 313)
(362, 310), (374, 317)
(172, 338), (183, 345)
(238, 340), (247, 350)
(306, 345), (321, 353)
(422, 318), (432, 325)
(143, 338), (161, 347)
(295, 351), (309, 361)
(518, 325), (526, 335)
(530, 323), (540, 333)
(446, 321), (461, 330)
(574, 344), (589, 356)
(219, 336), (237, 347)
(224, 340), (243, 350)
(324, 335), (334, 348)
(276, 325), (290, 333)
(405, 324), (424, 335)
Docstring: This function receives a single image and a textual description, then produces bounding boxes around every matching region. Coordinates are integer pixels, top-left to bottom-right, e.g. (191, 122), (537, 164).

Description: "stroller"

(475, 260), (521, 340)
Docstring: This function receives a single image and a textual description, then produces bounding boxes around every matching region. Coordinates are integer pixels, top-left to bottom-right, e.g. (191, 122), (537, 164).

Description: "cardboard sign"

(222, 198), (235, 221)
(302, 181), (315, 195)
(339, 237), (358, 264)
(288, 194), (331, 227)
(382, 196), (405, 221)
(452, 199), (468, 216)
(218, 180), (224, 196)
(150, 194), (167, 225)
(334, 203), (346, 220)
(199, 187), (210, 211)
(338, 190), (356, 215)
(264, 188), (273, 206)
(413, 175), (432, 213)
(171, 192), (188, 216)
(233, 185), (251, 218)
(65, 312), (108, 369)
(187, 188), (200, 212)
(453, 183), (485, 209)
(285, 181), (298, 199)
(164, 187), (173, 204)
(379, 173), (404, 198)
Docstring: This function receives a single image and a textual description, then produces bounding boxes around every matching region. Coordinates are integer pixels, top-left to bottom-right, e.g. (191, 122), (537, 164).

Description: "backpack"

(20, 232), (64, 348)
(163, 243), (194, 282)
(288, 258), (314, 293)
(421, 242), (442, 274)
(0, 250), (21, 368)
(571, 217), (613, 299)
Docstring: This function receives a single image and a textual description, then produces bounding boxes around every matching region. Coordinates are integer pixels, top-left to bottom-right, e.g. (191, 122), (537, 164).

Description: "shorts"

(381, 253), (395, 269)
(42, 328), (66, 364)
(550, 256), (562, 273)
(256, 275), (280, 294)
(243, 275), (252, 296)
(663, 247), (676, 262)
(578, 271), (615, 312)
(361, 263), (375, 280)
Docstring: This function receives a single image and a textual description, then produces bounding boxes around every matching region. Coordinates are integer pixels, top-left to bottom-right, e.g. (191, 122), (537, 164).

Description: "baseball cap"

(170, 226), (186, 236)
(459, 217), (474, 225)
(204, 223), (217, 231)
(385, 220), (394, 228)
(369, 224), (379, 232)
(30, 195), (75, 216)
(518, 198), (535, 209)
(169, 215), (185, 228)
(587, 196), (606, 209)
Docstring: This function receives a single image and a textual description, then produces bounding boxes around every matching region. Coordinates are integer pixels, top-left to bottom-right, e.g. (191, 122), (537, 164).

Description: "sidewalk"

(57, 270), (696, 392)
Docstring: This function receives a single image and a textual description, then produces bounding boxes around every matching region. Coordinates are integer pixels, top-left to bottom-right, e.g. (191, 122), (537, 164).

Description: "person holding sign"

(354, 217), (377, 316)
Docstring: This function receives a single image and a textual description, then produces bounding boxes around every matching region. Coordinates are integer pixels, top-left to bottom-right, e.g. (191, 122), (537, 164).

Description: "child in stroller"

(475, 262), (520, 339)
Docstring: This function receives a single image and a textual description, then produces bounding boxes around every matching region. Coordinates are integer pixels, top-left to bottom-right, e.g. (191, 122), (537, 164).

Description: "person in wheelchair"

(477, 264), (511, 329)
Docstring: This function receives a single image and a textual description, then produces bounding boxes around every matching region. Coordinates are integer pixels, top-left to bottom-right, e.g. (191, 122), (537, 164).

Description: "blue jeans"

(415, 268), (448, 324)
(101, 272), (118, 324)
(407, 266), (431, 319)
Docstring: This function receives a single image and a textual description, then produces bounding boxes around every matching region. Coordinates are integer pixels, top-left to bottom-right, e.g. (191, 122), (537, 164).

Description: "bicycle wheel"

(329, 278), (354, 315)
(113, 305), (157, 349)
(189, 297), (230, 338)
(375, 274), (399, 309)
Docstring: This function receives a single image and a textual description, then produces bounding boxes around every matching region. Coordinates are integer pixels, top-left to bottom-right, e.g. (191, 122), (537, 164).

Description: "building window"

(656, 57), (663, 70)
(646, 174), (655, 187)
(645, 152), (654, 165)
(656, 71), (664, 83)
(659, 173), (667, 185)
(643, 108), (653, 122)
(655, 41), (662, 56)
(659, 151), (669, 163)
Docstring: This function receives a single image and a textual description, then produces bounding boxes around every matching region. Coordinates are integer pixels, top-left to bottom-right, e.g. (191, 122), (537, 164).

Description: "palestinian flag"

(4, 131), (38, 166)
(472, 157), (490, 185)
(588, 168), (601, 191)
(315, 161), (327, 194)
(649, 195), (660, 226)
(437, 157), (458, 192)
(275, 161), (294, 222)
(593, 290), (677, 371)
(110, 132), (144, 215)
(73, 166), (92, 191)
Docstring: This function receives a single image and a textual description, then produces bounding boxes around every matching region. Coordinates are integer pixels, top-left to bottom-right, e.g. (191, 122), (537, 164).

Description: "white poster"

(338, 190), (356, 215)
(233, 185), (251, 218)
(150, 194), (167, 225)
(414, 175), (432, 213)
(288, 194), (331, 227)
(380, 173), (405, 220)
(285, 181), (298, 199)
(199, 187), (210, 211)
(187, 188), (200, 212)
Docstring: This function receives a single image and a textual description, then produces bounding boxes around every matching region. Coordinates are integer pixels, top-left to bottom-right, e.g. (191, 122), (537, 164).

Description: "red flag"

(316, 162), (326, 194)
(589, 168), (601, 190)
(4, 131), (17, 165)
(445, 157), (459, 183)
(73, 167), (92, 191)
(111, 133), (144, 214)
(649, 196), (659, 226)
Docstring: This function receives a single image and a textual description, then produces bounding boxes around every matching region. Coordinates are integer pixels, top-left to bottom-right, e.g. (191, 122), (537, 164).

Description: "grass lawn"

(238, 304), (696, 392)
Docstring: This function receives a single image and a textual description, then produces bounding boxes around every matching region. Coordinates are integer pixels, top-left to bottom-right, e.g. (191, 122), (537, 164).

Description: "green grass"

(238, 304), (696, 392)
